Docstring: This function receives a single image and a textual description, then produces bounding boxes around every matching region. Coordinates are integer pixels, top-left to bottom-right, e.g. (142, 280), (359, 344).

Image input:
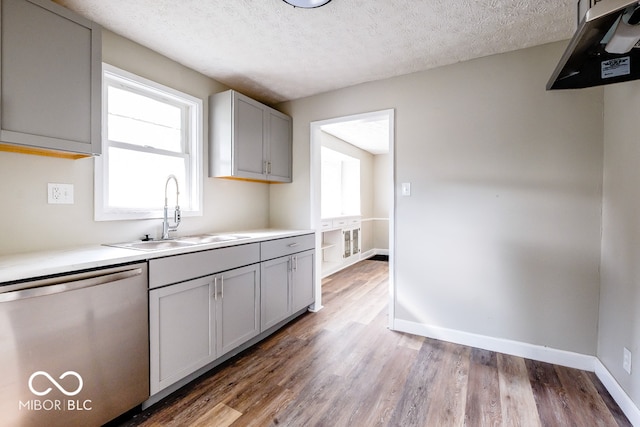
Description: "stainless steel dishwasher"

(0, 262), (149, 427)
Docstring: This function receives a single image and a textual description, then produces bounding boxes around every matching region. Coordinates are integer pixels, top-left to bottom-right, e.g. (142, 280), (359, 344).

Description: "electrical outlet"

(623, 347), (632, 375)
(48, 183), (74, 205)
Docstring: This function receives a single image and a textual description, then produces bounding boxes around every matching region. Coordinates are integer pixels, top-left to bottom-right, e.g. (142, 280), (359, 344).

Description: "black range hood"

(547, 0), (640, 90)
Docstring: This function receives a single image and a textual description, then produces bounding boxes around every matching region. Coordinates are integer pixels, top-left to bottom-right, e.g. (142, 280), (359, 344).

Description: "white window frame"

(320, 146), (361, 219)
(95, 63), (203, 221)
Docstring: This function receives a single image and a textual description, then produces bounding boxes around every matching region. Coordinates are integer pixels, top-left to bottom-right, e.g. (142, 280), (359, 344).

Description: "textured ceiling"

(54, 0), (576, 105)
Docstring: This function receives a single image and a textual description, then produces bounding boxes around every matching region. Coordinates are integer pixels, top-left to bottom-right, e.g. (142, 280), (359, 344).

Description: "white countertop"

(0, 229), (314, 284)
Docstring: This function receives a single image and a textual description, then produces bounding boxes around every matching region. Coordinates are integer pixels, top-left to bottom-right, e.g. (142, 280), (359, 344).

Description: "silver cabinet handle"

(0, 266), (142, 303)
(288, 242), (300, 248)
(287, 255), (298, 272)
(213, 276), (224, 300)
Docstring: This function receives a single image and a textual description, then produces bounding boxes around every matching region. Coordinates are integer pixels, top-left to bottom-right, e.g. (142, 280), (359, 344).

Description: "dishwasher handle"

(0, 265), (143, 303)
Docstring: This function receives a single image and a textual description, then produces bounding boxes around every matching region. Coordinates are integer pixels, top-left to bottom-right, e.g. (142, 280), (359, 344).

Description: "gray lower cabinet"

(0, 0), (101, 155)
(218, 265), (261, 355)
(149, 276), (213, 395)
(261, 249), (315, 331)
(292, 249), (315, 311)
(149, 263), (260, 394)
(148, 234), (315, 397)
(261, 255), (292, 330)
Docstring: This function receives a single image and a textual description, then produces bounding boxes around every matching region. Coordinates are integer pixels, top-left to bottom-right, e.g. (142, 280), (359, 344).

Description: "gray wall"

(273, 41), (604, 355)
(600, 80), (640, 405)
(373, 153), (390, 251)
(0, 30), (270, 255)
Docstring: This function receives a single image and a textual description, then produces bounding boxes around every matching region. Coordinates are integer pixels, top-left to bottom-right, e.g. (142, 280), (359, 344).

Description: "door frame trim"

(309, 109), (395, 328)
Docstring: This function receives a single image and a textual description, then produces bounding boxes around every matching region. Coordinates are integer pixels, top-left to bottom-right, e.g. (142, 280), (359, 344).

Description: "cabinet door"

(233, 93), (266, 180)
(0, 0), (101, 155)
(149, 276), (215, 394)
(343, 229), (352, 258)
(292, 249), (315, 312)
(266, 110), (292, 182)
(261, 256), (291, 331)
(352, 227), (361, 255)
(217, 264), (261, 356)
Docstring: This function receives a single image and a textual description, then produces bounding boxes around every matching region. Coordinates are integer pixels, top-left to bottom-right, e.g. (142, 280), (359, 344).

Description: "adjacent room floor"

(116, 258), (631, 426)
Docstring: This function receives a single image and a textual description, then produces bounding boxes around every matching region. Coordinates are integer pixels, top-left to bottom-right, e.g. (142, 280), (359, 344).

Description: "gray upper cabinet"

(0, 0), (101, 156)
(266, 109), (292, 182)
(233, 94), (266, 179)
(209, 90), (292, 183)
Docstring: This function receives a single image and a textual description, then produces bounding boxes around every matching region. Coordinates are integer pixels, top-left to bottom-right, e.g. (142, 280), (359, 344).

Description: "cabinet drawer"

(149, 243), (260, 288)
(320, 220), (332, 230)
(332, 219), (349, 228)
(260, 234), (315, 261)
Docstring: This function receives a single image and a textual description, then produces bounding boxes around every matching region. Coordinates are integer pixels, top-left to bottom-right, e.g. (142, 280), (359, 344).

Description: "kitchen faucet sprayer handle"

(174, 206), (181, 224)
(162, 175), (181, 239)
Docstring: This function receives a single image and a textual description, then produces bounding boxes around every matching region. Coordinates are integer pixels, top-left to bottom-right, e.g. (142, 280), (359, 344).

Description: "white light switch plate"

(401, 182), (411, 196)
(624, 347), (632, 374)
(48, 183), (74, 204)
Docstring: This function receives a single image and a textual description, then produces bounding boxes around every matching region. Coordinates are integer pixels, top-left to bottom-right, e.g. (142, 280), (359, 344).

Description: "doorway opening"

(309, 109), (395, 327)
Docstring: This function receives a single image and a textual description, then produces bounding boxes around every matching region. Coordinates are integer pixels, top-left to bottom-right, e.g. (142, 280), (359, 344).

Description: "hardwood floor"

(116, 259), (632, 427)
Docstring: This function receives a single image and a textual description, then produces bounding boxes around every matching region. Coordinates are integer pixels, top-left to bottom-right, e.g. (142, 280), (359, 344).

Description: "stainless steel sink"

(176, 234), (249, 245)
(106, 240), (197, 251)
(105, 233), (251, 251)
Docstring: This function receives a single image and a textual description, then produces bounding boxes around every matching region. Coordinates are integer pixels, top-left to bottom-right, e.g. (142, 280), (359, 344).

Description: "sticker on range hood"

(602, 56), (631, 78)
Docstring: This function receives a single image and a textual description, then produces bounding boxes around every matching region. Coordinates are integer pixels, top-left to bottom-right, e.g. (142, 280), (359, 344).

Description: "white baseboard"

(393, 319), (640, 425)
(594, 360), (640, 426)
(360, 249), (376, 260)
(393, 319), (594, 370)
(361, 248), (389, 259)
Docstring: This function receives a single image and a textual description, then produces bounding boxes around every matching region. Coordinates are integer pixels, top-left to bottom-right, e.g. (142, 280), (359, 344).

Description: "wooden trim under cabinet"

(0, 143), (90, 159)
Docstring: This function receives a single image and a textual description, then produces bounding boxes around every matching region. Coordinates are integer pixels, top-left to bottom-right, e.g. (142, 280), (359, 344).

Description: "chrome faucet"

(162, 175), (181, 240)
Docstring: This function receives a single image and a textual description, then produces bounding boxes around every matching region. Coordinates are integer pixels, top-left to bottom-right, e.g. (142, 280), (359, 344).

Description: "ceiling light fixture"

(282, 0), (332, 8)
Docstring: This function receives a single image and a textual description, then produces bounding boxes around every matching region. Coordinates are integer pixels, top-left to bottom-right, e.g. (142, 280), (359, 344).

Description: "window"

(96, 64), (203, 221)
(321, 147), (360, 218)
